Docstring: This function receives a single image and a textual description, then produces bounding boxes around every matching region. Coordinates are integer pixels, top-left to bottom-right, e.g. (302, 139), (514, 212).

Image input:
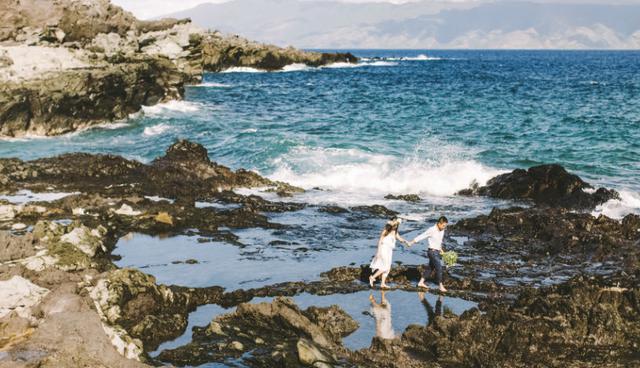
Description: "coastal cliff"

(0, 0), (357, 137)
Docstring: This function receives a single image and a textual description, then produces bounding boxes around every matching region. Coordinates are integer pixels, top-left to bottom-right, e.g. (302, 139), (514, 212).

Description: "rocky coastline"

(0, 140), (638, 367)
(0, 1), (638, 367)
(0, 0), (357, 138)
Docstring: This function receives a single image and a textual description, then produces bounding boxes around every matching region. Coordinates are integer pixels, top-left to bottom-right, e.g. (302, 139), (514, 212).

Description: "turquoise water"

(2, 50), (639, 217)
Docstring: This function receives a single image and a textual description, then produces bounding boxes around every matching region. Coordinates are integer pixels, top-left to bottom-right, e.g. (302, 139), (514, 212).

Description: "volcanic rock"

(458, 164), (619, 210)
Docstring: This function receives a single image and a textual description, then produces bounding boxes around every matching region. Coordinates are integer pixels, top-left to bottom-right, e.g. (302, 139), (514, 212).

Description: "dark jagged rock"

(452, 206), (640, 262)
(157, 297), (355, 367)
(350, 204), (399, 218)
(0, 140), (302, 201)
(384, 194), (422, 202)
(458, 164), (619, 210)
(318, 205), (350, 214)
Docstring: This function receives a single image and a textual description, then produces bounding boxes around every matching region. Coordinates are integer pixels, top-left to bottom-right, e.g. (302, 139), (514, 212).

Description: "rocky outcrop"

(458, 164), (619, 210)
(158, 297), (357, 367)
(0, 140), (302, 200)
(89, 268), (224, 352)
(201, 32), (358, 72)
(453, 206), (640, 262)
(384, 194), (422, 202)
(0, 57), (186, 137)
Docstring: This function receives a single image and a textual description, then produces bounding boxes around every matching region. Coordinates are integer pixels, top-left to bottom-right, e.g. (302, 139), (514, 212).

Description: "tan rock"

(155, 212), (173, 225)
(0, 276), (49, 320)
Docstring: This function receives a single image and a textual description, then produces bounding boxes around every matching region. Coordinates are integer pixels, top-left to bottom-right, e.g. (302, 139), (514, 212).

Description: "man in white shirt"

(408, 216), (448, 292)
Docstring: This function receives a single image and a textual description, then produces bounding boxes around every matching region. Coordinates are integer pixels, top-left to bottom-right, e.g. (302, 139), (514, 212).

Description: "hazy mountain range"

(160, 0), (640, 49)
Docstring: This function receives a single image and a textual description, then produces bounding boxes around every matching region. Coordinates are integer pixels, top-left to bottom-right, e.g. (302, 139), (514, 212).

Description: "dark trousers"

(423, 249), (443, 284)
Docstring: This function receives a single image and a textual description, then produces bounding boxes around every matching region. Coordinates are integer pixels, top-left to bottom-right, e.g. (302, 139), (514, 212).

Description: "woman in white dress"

(369, 217), (409, 289)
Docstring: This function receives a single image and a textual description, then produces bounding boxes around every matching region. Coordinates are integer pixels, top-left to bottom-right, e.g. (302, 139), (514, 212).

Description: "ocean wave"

(143, 123), (172, 137)
(190, 82), (232, 88)
(321, 62), (362, 69)
(268, 145), (504, 200)
(365, 61), (398, 66)
(591, 190), (640, 220)
(280, 63), (313, 72)
(141, 100), (203, 116)
(220, 67), (266, 73)
(385, 54), (442, 61)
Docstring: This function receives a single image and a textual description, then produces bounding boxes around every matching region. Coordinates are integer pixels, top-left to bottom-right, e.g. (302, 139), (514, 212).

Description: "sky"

(112, 0), (635, 20)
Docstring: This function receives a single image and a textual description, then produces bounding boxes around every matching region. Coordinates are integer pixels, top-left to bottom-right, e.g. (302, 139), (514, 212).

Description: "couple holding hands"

(369, 215), (449, 292)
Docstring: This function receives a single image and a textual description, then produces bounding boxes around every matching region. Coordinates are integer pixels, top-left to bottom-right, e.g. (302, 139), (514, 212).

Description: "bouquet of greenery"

(442, 251), (458, 267)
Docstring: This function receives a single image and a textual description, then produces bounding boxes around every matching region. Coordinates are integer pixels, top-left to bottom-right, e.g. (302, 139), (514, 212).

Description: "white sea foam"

(385, 54), (442, 61)
(404, 54), (442, 61)
(141, 100), (202, 116)
(143, 124), (172, 137)
(365, 61), (398, 66)
(241, 128), (258, 133)
(269, 145), (505, 203)
(220, 67), (265, 73)
(591, 190), (640, 220)
(322, 62), (362, 69)
(280, 63), (313, 72)
(190, 82), (232, 88)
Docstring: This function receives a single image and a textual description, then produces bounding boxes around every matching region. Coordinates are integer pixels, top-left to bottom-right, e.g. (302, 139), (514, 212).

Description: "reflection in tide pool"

(153, 289), (477, 358)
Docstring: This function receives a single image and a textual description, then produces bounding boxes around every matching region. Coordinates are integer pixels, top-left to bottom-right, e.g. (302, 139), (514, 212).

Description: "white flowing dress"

(370, 232), (396, 272)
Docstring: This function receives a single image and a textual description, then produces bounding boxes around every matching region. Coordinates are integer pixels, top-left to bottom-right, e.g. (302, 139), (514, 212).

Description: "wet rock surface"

(458, 164), (619, 210)
(89, 268), (224, 351)
(452, 206), (640, 269)
(384, 194), (422, 202)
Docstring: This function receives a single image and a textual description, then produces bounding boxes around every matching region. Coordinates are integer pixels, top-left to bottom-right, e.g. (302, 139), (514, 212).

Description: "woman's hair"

(383, 217), (400, 236)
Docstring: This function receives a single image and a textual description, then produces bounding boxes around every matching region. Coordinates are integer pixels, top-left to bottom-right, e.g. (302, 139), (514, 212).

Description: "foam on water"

(141, 100), (203, 116)
(592, 190), (640, 219)
(143, 123), (172, 137)
(269, 145), (504, 201)
(220, 66), (265, 73)
(322, 62), (362, 69)
(280, 63), (313, 72)
(189, 82), (232, 88)
(365, 61), (398, 66)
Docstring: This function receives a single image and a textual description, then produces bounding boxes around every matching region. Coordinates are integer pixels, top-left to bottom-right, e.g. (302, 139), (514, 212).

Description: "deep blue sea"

(2, 50), (639, 218)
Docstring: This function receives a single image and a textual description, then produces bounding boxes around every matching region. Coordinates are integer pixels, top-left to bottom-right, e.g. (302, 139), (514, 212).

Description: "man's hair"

(437, 216), (448, 224)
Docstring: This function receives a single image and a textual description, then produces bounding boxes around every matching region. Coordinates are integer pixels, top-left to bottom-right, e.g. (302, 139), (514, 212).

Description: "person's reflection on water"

(369, 291), (395, 339)
(419, 292), (443, 326)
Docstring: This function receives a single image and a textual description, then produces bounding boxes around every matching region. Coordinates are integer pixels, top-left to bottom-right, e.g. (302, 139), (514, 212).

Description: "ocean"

(2, 49), (639, 221)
